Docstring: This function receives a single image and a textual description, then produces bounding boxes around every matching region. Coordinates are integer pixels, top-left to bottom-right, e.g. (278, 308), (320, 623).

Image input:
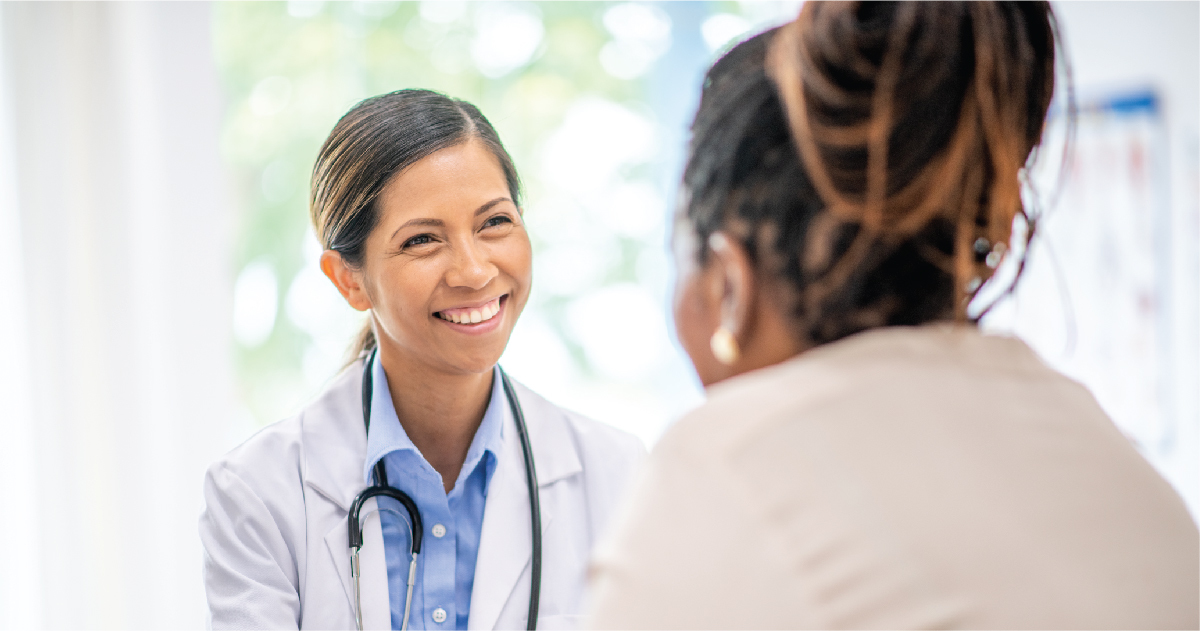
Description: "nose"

(445, 240), (497, 290)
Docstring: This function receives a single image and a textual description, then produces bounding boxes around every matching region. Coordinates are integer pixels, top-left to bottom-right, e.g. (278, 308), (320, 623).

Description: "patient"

(588, 2), (1199, 628)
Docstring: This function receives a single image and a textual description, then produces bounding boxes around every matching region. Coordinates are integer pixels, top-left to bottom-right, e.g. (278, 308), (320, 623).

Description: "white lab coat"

(199, 361), (646, 630)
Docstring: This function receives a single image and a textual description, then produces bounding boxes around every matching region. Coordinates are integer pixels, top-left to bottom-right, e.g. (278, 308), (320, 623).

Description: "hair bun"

(766, 1), (1057, 314)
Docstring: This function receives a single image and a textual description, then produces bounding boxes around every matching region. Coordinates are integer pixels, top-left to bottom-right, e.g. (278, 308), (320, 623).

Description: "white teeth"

(439, 298), (502, 325)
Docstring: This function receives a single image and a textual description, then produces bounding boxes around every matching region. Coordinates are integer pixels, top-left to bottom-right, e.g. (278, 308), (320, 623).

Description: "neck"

(376, 345), (493, 494)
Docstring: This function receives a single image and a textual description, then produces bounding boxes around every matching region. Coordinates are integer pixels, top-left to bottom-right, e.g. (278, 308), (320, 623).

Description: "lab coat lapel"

(358, 501), (392, 631)
(468, 378), (581, 630)
(304, 362), (369, 514)
(305, 362), (392, 627)
(323, 515), (356, 619)
(469, 428), (539, 630)
(324, 497), (390, 631)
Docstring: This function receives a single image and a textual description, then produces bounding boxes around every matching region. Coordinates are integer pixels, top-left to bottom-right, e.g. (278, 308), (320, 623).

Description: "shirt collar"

(362, 353), (507, 488)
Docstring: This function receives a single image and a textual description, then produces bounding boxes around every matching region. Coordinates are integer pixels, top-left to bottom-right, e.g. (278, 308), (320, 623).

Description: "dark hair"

(310, 89), (522, 358)
(683, 2), (1058, 347)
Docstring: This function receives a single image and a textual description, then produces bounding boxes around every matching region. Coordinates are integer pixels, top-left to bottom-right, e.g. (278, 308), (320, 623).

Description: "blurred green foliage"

(213, 1), (788, 435)
(215, 1), (654, 426)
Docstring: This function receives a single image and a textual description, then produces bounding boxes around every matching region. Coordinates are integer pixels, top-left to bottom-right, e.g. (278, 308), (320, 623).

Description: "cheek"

(368, 262), (435, 333)
(672, 266), (719, 376)
(499, 233), (533, 299)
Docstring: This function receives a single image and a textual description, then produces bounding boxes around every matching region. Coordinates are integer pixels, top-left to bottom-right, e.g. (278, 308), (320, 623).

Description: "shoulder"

(506, 378), (648, 550)
(509, 377), (647, 466)
(204, 364), (363, 503)
(205, 414), (306, 496)
(656, 324), (1070, 462)
(653, 347), (847, 468)
(200, 367), (365, 631)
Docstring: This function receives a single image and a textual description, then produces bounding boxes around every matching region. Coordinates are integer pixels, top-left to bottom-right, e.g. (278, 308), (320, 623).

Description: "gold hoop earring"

(710, 327), (740, 366)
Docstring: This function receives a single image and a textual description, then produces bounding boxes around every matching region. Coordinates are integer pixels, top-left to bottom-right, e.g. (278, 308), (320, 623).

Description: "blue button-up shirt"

(364, 355), (504, 630)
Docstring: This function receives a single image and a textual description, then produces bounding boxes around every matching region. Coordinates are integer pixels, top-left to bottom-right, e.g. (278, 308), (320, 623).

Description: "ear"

(320, 250), (372, 312)
(706, 232), (756, 341)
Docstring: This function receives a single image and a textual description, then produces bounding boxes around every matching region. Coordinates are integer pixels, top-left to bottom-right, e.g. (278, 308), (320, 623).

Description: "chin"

(456, 357), (505, 376)
(439, 343), (510, 377)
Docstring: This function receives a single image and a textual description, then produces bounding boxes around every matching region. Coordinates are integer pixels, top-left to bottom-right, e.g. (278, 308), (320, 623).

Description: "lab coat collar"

(501, 374), (585, 488)
(301, 364), (367, 513)
(469, 376), (583, 630)
(302, 360), (584, 508)
(302, 360), (585, 629)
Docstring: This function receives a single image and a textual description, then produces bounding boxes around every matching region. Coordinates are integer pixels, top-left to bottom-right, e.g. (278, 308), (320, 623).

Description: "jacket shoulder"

(200, 368), (363, 631)
(204, 364), (362, 497)
(206, 413), (305, 488)
(560, 407), (648, 465)
(510, 378), (647, 463)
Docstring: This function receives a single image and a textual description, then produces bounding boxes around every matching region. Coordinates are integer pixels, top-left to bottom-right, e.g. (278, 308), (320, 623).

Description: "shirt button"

(432, 608), (447, 623)
(432, 523), (446, 538)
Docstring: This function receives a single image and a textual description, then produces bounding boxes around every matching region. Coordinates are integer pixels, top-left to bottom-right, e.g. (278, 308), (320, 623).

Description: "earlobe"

(707, 232), (756, 342)
(319, 250), (373, 312)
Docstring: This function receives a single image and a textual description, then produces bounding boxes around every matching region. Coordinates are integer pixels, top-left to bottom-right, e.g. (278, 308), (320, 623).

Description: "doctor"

(199, 89), (646, 630)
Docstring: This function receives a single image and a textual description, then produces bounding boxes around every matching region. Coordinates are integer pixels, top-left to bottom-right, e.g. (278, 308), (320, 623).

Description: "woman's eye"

(403, 234), (435, 248)
(483, 215), (513, 229)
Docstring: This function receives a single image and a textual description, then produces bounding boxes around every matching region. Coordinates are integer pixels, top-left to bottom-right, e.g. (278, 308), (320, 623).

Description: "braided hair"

(683, 2), (1059, 346)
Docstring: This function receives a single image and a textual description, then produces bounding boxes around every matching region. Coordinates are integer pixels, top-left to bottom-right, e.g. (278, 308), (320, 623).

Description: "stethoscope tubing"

(348, 348), (542, 630)
(501, 370), (542, 627)
(349, 485), (423, 630)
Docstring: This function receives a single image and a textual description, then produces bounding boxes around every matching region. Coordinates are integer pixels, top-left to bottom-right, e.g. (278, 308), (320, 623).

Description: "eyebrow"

(389, 197), (512, 241)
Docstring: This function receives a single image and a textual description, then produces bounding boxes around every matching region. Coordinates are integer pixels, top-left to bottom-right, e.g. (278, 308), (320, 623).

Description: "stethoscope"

(348, 348), (542, 631)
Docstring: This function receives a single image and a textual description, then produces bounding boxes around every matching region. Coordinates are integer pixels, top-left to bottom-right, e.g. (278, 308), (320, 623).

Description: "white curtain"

(0, 3), (232, 628)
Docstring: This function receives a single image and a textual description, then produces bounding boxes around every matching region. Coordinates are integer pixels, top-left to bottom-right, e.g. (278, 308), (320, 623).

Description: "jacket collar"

(302, 360), (583, 512)
(300, 364), (368, 512)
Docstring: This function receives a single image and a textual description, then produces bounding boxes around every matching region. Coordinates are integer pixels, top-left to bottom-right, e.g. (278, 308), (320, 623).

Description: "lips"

(435, 295), (504, 325)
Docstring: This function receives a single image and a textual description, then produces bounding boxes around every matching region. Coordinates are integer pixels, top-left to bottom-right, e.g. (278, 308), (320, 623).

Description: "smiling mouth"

(434, 295), (505, 325)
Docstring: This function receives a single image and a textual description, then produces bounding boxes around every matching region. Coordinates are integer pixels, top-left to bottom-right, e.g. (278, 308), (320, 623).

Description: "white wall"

(1056, 1), (1198, 132)
(1064, 1), (1198, 514)
(986, 1), (1199, 515)
(0, 3), (233, 628)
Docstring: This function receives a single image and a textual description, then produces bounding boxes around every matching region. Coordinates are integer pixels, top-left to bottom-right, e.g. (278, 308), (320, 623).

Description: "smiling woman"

(320, 137), (530, 390)
(310, 90), (526, 367)
(199, 89), (646, 631)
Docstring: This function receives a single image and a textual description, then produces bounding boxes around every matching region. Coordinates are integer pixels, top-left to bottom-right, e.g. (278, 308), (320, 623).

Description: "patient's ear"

(705, 231), (805, 378)
(707, 232), (756, 344)
(320, 250), (372, 312)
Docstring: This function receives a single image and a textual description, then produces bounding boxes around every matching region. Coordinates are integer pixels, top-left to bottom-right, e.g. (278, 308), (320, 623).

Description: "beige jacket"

(588, 325), (1198, 629)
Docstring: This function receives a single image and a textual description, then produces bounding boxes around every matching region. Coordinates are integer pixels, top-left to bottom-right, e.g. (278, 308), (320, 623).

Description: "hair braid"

(764, 1), (1058, 327)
